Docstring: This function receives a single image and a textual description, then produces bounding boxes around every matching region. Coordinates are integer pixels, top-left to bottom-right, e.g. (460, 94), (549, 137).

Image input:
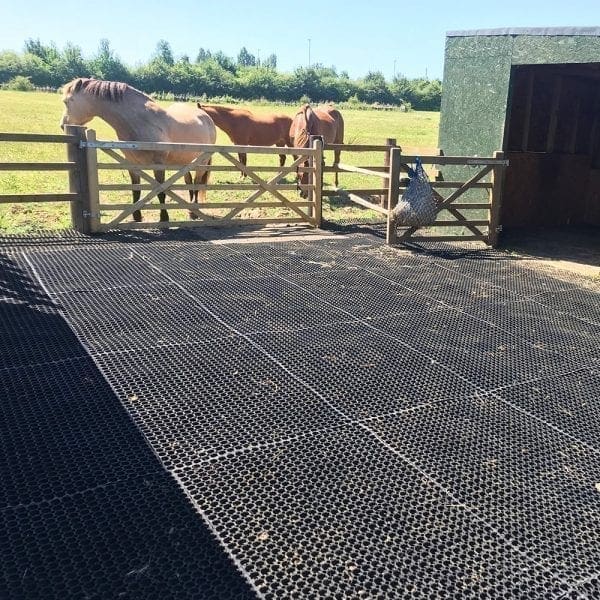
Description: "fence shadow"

(0, 253), (254, 599)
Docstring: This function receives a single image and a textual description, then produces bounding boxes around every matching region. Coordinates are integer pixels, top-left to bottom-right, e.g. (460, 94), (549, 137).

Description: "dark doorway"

(502, 63), (600, 233)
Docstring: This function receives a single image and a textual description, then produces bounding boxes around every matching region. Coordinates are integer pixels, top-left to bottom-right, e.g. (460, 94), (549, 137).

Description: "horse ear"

(197, 102), (203, 109)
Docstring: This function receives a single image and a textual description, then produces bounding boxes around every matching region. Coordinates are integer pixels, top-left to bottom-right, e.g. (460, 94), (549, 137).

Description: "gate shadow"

(0, 253), (255, 599)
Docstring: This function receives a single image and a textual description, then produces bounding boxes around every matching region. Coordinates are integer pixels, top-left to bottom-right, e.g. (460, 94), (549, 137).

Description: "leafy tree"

(358, 71), (392, 103)
(195, 59), (238, 96)
(153, 40), (174, 66)
(196, 48), (212, 63)
(20, 52), (54, 86)
(90, 39), (129, 81)
(263, 53), (277, 69)
(213, 51), (236, 73)
(1, 75), (35, 91)
(135, 59), (170, 92)
(0, 51), (23, 83)
(0, 37), (442, 108)
(24, 39), (59, 64)
(237, 47), (256, 67)
(54, 43), (88, 82)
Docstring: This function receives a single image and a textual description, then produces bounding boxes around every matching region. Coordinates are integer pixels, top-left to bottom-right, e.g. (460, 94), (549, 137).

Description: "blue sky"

(2, 0), (599, 80)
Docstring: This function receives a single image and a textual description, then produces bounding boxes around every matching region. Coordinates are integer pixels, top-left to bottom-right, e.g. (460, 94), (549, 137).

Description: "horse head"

(59, 77), (127, 130)
(290, 104), (318, 149)
(290, 104), (319, 198)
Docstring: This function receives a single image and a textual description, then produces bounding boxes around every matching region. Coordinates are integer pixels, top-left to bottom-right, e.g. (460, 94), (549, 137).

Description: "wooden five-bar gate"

(0, 126), (507, 245)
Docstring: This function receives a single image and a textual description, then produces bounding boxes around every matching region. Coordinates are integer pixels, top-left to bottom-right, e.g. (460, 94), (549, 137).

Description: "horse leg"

(276, 142), (286, 167)
(199, 161), (210, 203)
(188, 160), (210, 219)
(300, 162), (309, 199)
(184, 171), (196, 220)
(238, 152), (247, 178)
(153, 169), (169, 222)
(333, 148), (341, 188)
(129, 170), (142, 222)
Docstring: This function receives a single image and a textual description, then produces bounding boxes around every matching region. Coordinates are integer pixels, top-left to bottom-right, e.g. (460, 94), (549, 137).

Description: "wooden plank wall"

(504, 64), (600, 227)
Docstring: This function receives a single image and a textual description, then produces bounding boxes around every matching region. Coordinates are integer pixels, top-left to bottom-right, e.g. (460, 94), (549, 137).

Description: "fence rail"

(80, 130), (323, 233)
(0, 130), (87, 232)
(0, 128), (506, 246)
(386, 149), (507, 245)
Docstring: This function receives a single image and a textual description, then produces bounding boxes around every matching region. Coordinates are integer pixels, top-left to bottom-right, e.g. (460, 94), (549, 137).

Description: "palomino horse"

(60, 78), (216, 222)
(198, 104), (292, 168)
(289, 104), (344, 195)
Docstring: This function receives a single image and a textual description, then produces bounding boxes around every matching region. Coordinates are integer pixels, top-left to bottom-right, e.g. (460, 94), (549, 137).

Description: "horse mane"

(294, 104), (315, 147)
(63, 78), (150, 103)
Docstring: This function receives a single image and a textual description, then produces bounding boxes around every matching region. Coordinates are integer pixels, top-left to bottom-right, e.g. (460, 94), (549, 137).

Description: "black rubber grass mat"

(288, 268), (444, 318)
(367, 396), (600, 586)
(362, 261), (523, 308)
(0, 472), (255, 600)
(0, 299), (88, 370)
(177, 425), (575, 599)
(135, 243), (274, 282)
(0, 357), (158, 509)
(426, 252), (597, 297)
(25, 245), (174, 293)
(251, 322), (478, 419)
(220, 240), (388, 276)
(528, 287), (600, 326)
(0, 249), (256, 599)
(493, 368), (600, 449)
(367, 311), (581, 388)
(5, 234), (599, 599)
(176, 275), (353, 334)
(0, 255), (88, 369)
(95, 338), (346, 467)
(456, 299), (599, 367)
(50, 283), (233, 354)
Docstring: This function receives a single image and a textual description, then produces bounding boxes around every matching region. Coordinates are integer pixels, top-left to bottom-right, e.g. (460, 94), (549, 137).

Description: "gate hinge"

(82, 210), (100, 219)
(495, 225), (503, 233)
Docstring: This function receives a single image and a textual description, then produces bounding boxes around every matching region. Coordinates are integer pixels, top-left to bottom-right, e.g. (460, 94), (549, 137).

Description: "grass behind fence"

(0, 90), (440, 233)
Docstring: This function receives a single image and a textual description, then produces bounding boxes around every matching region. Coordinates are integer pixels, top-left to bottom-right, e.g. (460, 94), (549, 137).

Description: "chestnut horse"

(289, 104), (344, 195)
(198, 104), (292, 168)
(60, 78), (216, 222)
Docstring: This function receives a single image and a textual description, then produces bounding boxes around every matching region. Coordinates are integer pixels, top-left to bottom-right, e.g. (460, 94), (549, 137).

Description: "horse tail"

(335, 110), (344, 145)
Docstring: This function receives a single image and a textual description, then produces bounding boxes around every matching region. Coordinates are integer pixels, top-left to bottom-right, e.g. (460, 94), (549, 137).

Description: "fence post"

(307, 136), (315, 220)
(381, 138), (397, 207)
(488, 150), (506, 247)
(84, 129), (101, 233)
(386, 147), (401, 244)
(312, 137), (323, 228)
(65, 125), (90, 233)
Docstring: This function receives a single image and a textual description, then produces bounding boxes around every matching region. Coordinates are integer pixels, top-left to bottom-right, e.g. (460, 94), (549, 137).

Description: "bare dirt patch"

(500, 227), (600, 281)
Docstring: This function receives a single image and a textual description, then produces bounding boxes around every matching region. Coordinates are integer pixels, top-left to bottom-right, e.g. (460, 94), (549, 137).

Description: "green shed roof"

(446, 27), (600, 37)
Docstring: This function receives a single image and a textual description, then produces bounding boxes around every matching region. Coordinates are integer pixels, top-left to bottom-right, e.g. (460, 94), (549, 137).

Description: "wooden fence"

(321, 141), (507, 246)
(0, 129), (89, 230)
(386, 150), (507, 246)
(80, 130), (323, 233)
(0, 127), (507, 246)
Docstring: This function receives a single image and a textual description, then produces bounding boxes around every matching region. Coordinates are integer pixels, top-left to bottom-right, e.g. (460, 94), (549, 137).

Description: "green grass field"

(0, 90), (440, 233)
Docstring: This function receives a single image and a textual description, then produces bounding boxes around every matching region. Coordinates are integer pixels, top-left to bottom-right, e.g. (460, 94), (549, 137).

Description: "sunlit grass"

(0, 90), (440, 232)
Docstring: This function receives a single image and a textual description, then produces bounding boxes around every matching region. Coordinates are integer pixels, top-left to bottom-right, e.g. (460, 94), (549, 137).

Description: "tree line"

(0, 39), (442, 110)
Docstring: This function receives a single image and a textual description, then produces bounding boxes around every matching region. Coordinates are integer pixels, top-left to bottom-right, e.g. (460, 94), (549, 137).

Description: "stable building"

(438, 27), (600, 241)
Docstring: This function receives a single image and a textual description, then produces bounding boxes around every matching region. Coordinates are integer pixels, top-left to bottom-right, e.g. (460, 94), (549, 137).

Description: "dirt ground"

(499, 226), (600, 281)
